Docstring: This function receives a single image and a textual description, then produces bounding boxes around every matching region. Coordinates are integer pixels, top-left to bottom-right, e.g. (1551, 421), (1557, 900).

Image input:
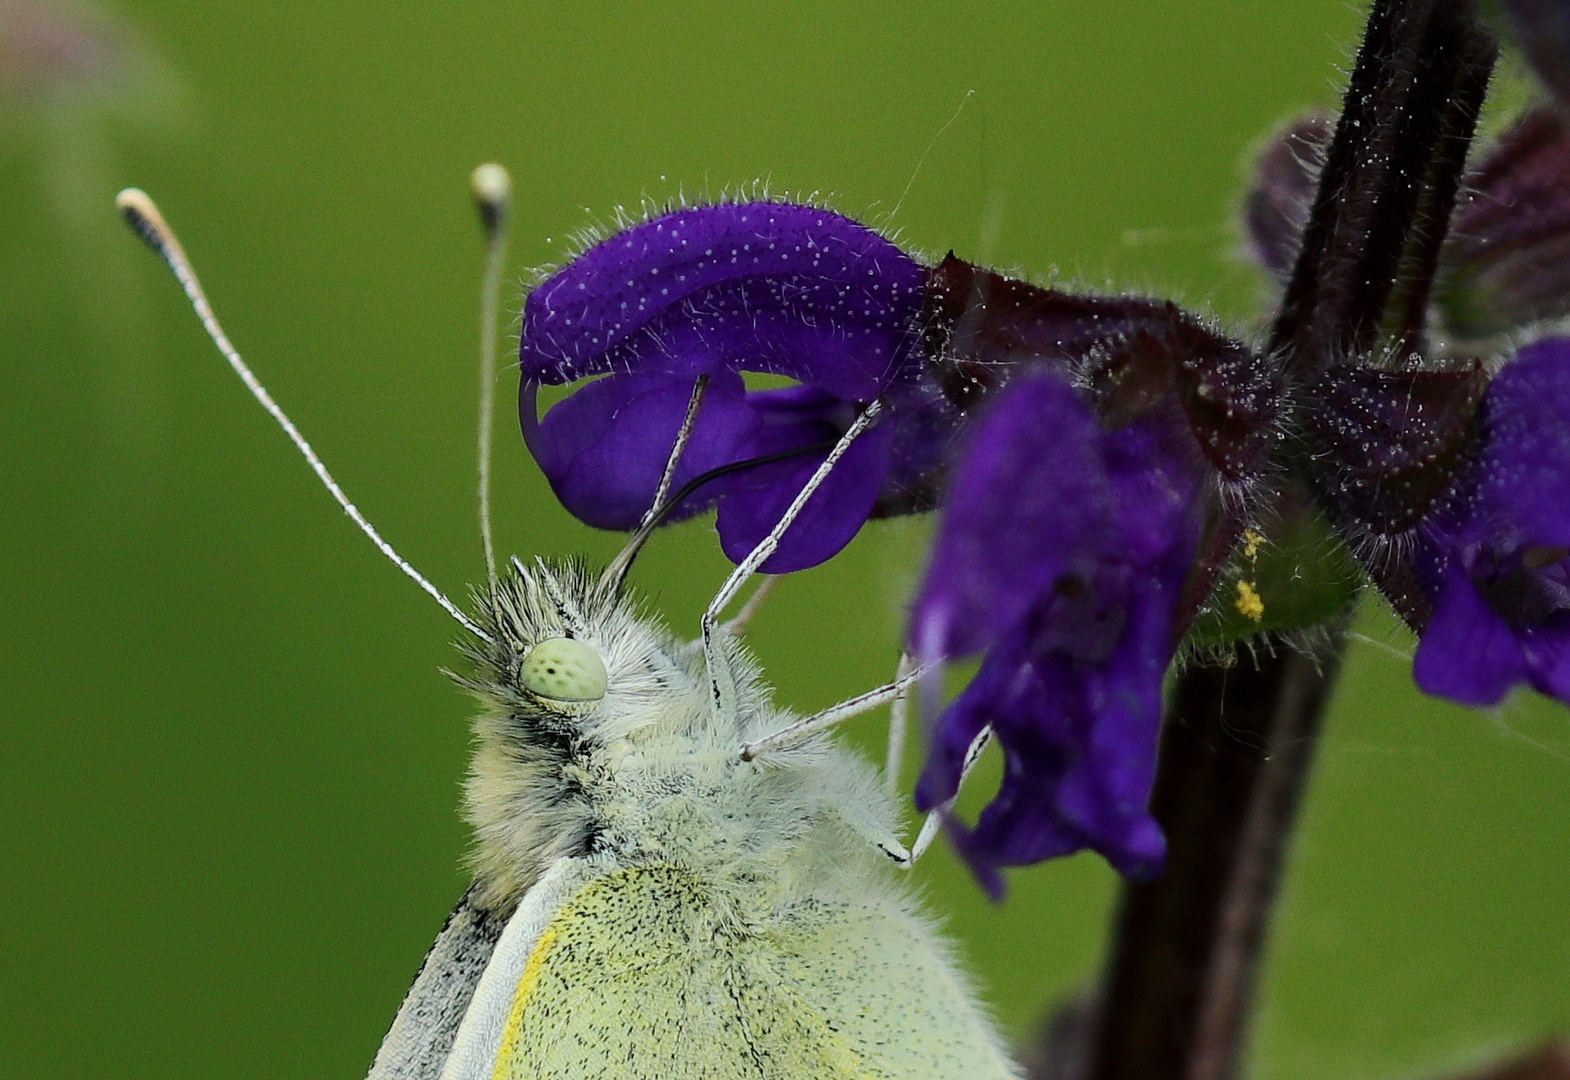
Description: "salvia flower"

(908, 263), (1278, 889)
(1412, 338), (1570, 707)
(910, 367), (1213, 891)
(517, 200), (934, 573)
(1246, 106), (1570, 710)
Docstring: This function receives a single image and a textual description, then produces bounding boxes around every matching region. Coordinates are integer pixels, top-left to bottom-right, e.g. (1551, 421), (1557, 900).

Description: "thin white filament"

(472, 163), (513, 589)
(115, 187), (492, 644)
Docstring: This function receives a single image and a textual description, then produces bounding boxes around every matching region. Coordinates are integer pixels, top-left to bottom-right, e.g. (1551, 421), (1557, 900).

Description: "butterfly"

(116, 177), (1016, 1080)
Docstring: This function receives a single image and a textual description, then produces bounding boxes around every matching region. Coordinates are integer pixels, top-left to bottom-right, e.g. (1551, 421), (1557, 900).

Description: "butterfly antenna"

(115, 187), (494, 645)
(471, 163), (512, 589)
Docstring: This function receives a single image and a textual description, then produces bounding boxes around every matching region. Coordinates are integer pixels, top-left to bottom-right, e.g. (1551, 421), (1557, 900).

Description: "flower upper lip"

(517, 201), (934, 574)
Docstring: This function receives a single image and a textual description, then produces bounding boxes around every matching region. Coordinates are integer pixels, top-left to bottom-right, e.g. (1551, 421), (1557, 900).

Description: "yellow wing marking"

(492, 917), (562, 1067)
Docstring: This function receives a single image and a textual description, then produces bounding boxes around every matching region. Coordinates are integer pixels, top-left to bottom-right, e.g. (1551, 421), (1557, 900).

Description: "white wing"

(438, 858), (596, 1080)
(364, 883), (513, 1080)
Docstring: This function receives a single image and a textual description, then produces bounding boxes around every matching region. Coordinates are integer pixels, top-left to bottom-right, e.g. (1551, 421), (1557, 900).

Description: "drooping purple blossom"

(518, 200), (932, 573)
(1412, 338), (1570, 706)
(890, 251), (1284, 890)
(911, 368), (1215, 891)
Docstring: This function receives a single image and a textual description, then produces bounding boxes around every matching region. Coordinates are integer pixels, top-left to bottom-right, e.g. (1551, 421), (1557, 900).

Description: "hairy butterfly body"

(371, 560), (1015, 1079)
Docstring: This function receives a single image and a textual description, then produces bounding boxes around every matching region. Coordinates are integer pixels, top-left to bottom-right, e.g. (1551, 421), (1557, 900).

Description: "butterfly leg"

(884, 652), (917, 798)
(837, 798), (915, 866)
(721, 574), (777, 637)
(681, 575), (777, 658)
(739, 660), (924, 760)
(701, 401), (884, 723)
(903, 725), (992, 867)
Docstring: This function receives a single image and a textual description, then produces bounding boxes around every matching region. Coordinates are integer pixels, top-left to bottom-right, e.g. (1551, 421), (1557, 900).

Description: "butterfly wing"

(365, 883), (513, 1080)
(483, 863), (1018, 1080)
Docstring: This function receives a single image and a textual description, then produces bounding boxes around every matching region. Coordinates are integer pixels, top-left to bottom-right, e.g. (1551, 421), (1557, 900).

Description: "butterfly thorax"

(456, 559), (903, 920)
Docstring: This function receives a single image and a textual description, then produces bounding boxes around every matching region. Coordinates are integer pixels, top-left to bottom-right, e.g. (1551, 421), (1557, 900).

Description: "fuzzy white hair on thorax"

(454, 557), (909, 917)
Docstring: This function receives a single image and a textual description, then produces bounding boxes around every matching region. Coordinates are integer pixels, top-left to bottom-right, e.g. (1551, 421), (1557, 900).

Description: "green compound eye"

(518, 637), (608, 702)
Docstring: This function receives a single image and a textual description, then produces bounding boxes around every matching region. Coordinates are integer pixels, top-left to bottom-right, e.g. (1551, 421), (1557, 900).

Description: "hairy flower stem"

(1075, 627), (1347, 1080)
(1273, 0), (1496, 375)
(1065, 4), (1498, 1080)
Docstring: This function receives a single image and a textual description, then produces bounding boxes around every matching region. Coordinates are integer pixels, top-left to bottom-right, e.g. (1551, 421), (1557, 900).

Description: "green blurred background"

(2, 2), (1568, 1077)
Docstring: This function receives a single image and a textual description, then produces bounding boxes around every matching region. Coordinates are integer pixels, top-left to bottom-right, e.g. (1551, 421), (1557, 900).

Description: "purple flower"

(911, 369), (1212, 892)
(517, 201), (931, 573)
(1412, 338), (1570, 707)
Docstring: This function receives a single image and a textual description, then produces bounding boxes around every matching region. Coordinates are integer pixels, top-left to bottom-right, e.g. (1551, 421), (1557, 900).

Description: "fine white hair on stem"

(115, 187), (492, 644)
(472, 162), (513, 589)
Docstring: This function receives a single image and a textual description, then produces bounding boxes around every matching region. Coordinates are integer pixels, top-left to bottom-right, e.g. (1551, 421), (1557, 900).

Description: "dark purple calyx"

(1305, 364), (1488, 536)
(922, 254), (1280, 484)
(1302, 364), (1488, 629)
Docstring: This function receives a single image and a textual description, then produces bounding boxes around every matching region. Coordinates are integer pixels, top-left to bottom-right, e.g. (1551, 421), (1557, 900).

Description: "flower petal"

(516, 201), (940, 573)
(912, 366), (1206, 885)
(1526, 617), (1570, 701)
(1414, 567), (1528, 706)
(917, 561), (1179, 884)
(520, 201), (925, 400)
(522, 371), (752, 530)
(715, 389), (896, 573)
(911, 371), (1112, 659)
(1478, 338), (1570, 547)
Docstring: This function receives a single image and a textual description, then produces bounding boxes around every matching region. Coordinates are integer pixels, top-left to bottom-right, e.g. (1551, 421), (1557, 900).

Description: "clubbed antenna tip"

(471, 163), (513, 240)
(114, 186), (494, 644)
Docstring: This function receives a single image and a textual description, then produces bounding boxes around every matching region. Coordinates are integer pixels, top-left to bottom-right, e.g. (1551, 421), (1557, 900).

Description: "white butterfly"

(118, 178), (1012, 1080)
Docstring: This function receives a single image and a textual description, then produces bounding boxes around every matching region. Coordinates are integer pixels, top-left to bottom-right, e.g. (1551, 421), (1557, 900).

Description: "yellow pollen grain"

(1235, 580), (1265, 622)
(1243, 529), (1265, 560)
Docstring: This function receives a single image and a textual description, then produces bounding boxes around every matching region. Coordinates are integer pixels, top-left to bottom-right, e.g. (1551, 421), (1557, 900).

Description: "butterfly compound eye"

(518, 638), (608, 702)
